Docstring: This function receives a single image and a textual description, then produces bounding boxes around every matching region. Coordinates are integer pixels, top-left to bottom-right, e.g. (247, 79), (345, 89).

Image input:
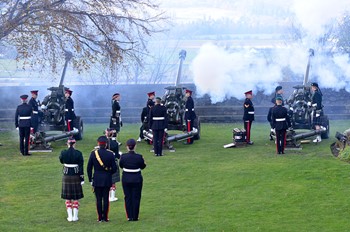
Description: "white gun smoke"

(191, 0), (350, 103)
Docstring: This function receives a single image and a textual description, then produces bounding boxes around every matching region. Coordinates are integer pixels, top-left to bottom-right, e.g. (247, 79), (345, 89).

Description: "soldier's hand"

(307, 102), (311, 107)
(81, 181), (85, 185)
(90, 182), (93, 186)
(164, 128), (168, 132)
(16, 127), (19, 131)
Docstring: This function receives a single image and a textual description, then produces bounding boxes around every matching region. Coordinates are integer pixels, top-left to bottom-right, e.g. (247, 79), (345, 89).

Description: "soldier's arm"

(78, 151), (84, 175)
(15, 108), (19, 128)
(87, 153), (93, 182)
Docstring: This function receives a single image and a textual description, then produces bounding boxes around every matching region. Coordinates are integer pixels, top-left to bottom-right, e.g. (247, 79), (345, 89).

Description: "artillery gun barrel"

(175, 50), (187, 86)
(303, 48), (314, 86)
(44, 128), (78, 142)
(167, 128), (198, 142)
(59, 50), (73, 86)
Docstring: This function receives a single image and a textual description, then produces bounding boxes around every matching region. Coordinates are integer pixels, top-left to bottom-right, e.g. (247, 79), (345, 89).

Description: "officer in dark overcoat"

(272, 96), (291, 154)
(137, 95), (154, 142)
(15, 94), (32, 156)
(110, 93), (122, 144)
(243, 90), (254, 145)
(87, 136), (117, 222)
(28, 90), (39, 133)
(65, 89), (76, 131)
(146, 91), (155, 108)
(309, 82), (323, 143)
(59, 138), (84, 222)
(119, 139), (146, 221)
(149, 97), (168, 156)
(184, 89), (196, 144)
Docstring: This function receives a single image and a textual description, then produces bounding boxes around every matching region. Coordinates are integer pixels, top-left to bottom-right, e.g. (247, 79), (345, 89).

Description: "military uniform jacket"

(185, 96), (196, 121)
(267, 105), (276, 127)
(243, 98), (255, 121)
(146, 98), (155, 108)
(311, 90), (323, 110)
(59, 147), (84, 176)
(272, 105), (291, 130)
(87, 148), (117, 187)
(15, 103), (32, 128)
(28, 98), (39, 115)
(108, 139), (120, 160)
(149, 104), (168, 130)
(65, 97), (76, 120)
(119, 151), (146, 183)
(111, 100), (121, 119)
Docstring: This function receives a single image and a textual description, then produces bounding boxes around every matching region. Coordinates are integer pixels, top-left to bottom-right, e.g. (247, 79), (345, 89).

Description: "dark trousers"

(186, 119), (194, 144)
(139, 125), (144, 139)
(244, 120), (253, 142)
(94, 186), (110, 221)
(122, 182), (143, 220)
(276, 129), (286, 154)
(153, 129), (164, 155)
(19, 127), (30, 155)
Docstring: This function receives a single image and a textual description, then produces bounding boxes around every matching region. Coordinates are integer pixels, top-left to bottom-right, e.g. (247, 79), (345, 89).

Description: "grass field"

(1, 121), (350, 232)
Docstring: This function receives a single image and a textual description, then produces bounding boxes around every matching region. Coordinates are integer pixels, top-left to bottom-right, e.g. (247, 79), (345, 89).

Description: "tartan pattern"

(61, 175), (84, 200)
(111, 162), (120, 183)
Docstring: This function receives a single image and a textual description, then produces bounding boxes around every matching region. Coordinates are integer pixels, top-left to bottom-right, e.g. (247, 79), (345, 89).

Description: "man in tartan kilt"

(59, 138), (84, 222)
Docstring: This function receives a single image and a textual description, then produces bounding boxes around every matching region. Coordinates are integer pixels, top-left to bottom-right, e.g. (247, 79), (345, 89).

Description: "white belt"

(32, 111), (38, 114)
(65, 109), (74, 111)
(19, 116), (31, 120)
(111, 138), (116, 141)
(116, 111), (121, 113)
(185, 109), (194, 111)
(153, 117), (165, 120)
(64, 164), (78, 168)
(123, 168), (141, 173)
(276, 118), (286, 122)
(248, 112), (254, 114)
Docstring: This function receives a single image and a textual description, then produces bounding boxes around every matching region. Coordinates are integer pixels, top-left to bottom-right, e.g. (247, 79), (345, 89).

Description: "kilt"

(61, 175), (84, 200)
(313, 110), (324, 126)
(112, 161), (120, 183)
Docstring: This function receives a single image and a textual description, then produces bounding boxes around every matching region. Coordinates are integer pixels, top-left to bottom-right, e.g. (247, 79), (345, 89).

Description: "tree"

(0, 0), (164, 77)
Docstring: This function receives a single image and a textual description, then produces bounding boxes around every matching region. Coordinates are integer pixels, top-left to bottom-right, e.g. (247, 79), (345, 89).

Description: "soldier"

(105, 128), (121, 202)
(110, 93), (122, 145)
(65, 89), (76, 131)
(272, 96), (291, 154)
(59, 138), (84, 222)
(87, 136), (117, 222)
(309, 82), (323, 143)
(184, 89), (196, 145)
(149, 97), (168, 156)
(243, 90), (254, 145)
(271, 86), (284, 105)
(28, 90), (40, 133)
(137, 98), (154, 142)
(15, 94), (32, 156)
(146, 91), (155, 108)
(119, 139), (146, 221)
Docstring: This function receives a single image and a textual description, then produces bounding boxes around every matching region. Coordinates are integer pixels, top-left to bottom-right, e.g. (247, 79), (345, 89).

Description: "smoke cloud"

(191, 0), (350, 103)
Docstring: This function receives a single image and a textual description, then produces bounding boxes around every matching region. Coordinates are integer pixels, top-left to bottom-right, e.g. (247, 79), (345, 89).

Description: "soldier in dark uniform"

(110, 93), (122, 145)
(271, 86), (284, 105)
(243, 90), (254, 145)
(119, 139), (146, 221)
(184, 89), (196, 144)
(15, 94), (32, 156)
(105, 128), (121, 202)
(137, 96), (154, 142)
(59, 138), (84, 222)
(309, 82), (323, 143)
(149, 97), (168, 156)
(28, 90), (40, 133)
(146, 91), (155, 108)
(272, 96), (291, 154)
(87, 136), (117, 222)
(65, 89), (76, 131)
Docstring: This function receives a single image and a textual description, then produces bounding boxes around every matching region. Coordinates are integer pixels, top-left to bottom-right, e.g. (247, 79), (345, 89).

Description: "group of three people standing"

(59, 135), (146, 222)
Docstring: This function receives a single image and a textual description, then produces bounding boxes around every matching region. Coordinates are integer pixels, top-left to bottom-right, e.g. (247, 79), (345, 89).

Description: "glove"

(288, 127), (293, 131)
(90, 182), (93, 186)
(164, 128), (168, 132)
(41, 105), (47, 110)
(16, 127), (19, 131)
(307, 102), (311, 106)
(81, 181), (85, 185)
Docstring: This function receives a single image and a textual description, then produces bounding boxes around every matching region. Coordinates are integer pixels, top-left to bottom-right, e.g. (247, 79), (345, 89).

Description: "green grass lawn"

(1, 121), (350, 232)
